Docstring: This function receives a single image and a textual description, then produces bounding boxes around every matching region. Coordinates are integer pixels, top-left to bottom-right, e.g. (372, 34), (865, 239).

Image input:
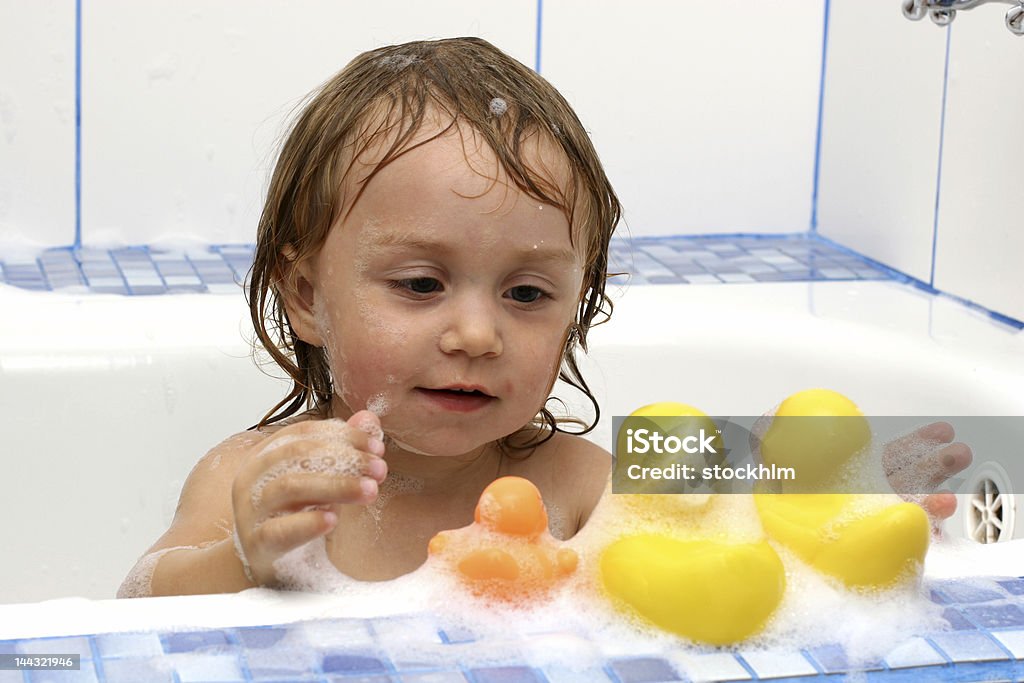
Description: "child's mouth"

(417, 386), (496, 412)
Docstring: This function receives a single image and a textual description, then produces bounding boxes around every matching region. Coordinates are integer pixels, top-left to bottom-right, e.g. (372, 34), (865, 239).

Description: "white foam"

(378, 54), (419, 70)
(272, 537), (355, 592)
(748, 543), (941, 659)
(116, 545), (197, 598)
(385, 433), (438, 457)
(489, 97), (508, 116)
(250, 450), (363, 509)
(365, 471), (425, 538)
(159, 487), (960, 668)
(210, 432), (260, 469)
(249, 429), (365, 509)
(366, 392), (391, 417)
(232, 529), (254, 583)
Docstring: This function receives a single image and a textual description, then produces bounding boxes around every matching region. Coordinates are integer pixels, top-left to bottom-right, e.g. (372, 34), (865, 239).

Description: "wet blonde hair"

(248, 37), (621, 447)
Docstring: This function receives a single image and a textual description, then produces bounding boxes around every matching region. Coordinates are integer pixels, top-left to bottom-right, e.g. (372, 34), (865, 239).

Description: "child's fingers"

(347, 410), (384, 445)
(253, 509), (339, 557)
(257, 472), (379, 514)
(882, 422), (955, 467)
(937, 441), (972, 474)
(254, 420), (384, 462)
(893, 441), (972, 491)
(914, 421), (955, 443)
(882, 422), (966, 491)
(922, 491), (958, 520)
(922, 442), (973, 487)
(240, 423), (385, 490)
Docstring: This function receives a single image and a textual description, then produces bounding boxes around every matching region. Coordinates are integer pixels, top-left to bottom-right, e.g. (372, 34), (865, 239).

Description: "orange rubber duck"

(428, 476), (578, 601)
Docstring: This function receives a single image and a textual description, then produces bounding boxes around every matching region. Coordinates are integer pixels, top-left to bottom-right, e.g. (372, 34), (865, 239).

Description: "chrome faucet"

(903, 0), (1024, 34)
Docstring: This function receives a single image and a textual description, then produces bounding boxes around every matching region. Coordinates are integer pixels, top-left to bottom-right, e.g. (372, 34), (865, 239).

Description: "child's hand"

(883, 421), (972, 527)
(230, 410), (388, 586)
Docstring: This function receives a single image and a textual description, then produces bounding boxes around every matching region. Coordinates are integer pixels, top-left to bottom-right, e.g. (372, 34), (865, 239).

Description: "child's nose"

(438, 301), (503, 358)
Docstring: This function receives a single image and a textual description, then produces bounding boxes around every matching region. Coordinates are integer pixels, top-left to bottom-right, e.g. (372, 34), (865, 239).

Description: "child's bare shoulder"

(511, 431), (610, 536)
(184, 411), (323, 489)
(540, 430), (611, 476)
(156, 412), (319, 547)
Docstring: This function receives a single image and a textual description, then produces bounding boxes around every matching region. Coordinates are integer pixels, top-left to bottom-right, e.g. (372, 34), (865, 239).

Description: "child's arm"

(120, 411), (387, 597)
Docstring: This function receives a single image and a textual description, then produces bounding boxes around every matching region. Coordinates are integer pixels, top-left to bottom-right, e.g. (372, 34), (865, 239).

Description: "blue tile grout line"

(535, 0), (543, 74)
(3, 576), (1024, 682)
(811, 232), (1024, 330)
(810, 0), (830, 234)
(1, 234), (1021, 330)
(74, 0), (82, 250)
(930, 23), (953, 289)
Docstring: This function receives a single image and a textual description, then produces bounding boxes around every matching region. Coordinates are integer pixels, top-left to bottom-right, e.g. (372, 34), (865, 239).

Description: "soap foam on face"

(366, 392), (391, 417)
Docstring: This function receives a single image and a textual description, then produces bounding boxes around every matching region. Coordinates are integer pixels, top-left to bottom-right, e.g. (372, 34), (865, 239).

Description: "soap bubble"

(378, 54), (419, 70)
(250, 443), (363, 509)
(366, 392), (391, 417)
(489, 97), (508, 116)
(117, 545), (197, 598)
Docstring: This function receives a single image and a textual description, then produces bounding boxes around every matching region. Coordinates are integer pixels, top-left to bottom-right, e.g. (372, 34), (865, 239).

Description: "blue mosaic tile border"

(0, 244), (253, 295)
(2, 576), (1023, 682)
(0, 235), (894, 295)
(608, 234), (893, 286)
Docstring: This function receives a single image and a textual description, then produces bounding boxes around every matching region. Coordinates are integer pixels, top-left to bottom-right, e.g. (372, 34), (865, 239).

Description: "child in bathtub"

(120, 37), (970, 597)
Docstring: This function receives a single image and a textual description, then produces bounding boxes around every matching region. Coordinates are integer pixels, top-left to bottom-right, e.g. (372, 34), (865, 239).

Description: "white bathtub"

(1, 278), (1022, 605)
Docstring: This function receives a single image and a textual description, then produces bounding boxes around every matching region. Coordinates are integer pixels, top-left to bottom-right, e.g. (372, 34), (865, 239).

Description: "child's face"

(299, 123), (585, 456)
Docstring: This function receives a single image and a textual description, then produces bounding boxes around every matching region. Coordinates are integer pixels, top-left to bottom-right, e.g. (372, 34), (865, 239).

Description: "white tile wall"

(1, 1), (1020, 323)
(0, 0), (76, 248)
(932, 5), (1024, 323)
(542, 0), (825, 236)
(816, 0), (948, 283)
(81, 0), (535, 245)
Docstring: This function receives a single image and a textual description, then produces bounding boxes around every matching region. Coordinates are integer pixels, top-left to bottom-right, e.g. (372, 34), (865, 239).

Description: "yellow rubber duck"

(754, 492), (930, 588)
(598, 394), (930, 645)
(758, 389), (871, 489)
(600, 402), (786, 645)
(600, 534), (785, 646)
(438, 393), (930, 643)
(754, 389), (930, 588)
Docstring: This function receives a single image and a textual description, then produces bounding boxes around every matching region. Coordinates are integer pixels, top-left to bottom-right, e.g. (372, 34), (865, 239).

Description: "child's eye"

(506, 285), (547, 304)
(392, 278), (443, 294)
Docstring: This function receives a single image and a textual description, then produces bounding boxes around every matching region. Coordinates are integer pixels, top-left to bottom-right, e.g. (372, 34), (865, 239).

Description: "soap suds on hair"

(379, 54), (419, 70)
(489, 97), (508, 116)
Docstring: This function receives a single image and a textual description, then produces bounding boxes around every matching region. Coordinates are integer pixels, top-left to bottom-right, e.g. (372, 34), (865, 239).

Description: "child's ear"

(279, 246), (325, 347)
